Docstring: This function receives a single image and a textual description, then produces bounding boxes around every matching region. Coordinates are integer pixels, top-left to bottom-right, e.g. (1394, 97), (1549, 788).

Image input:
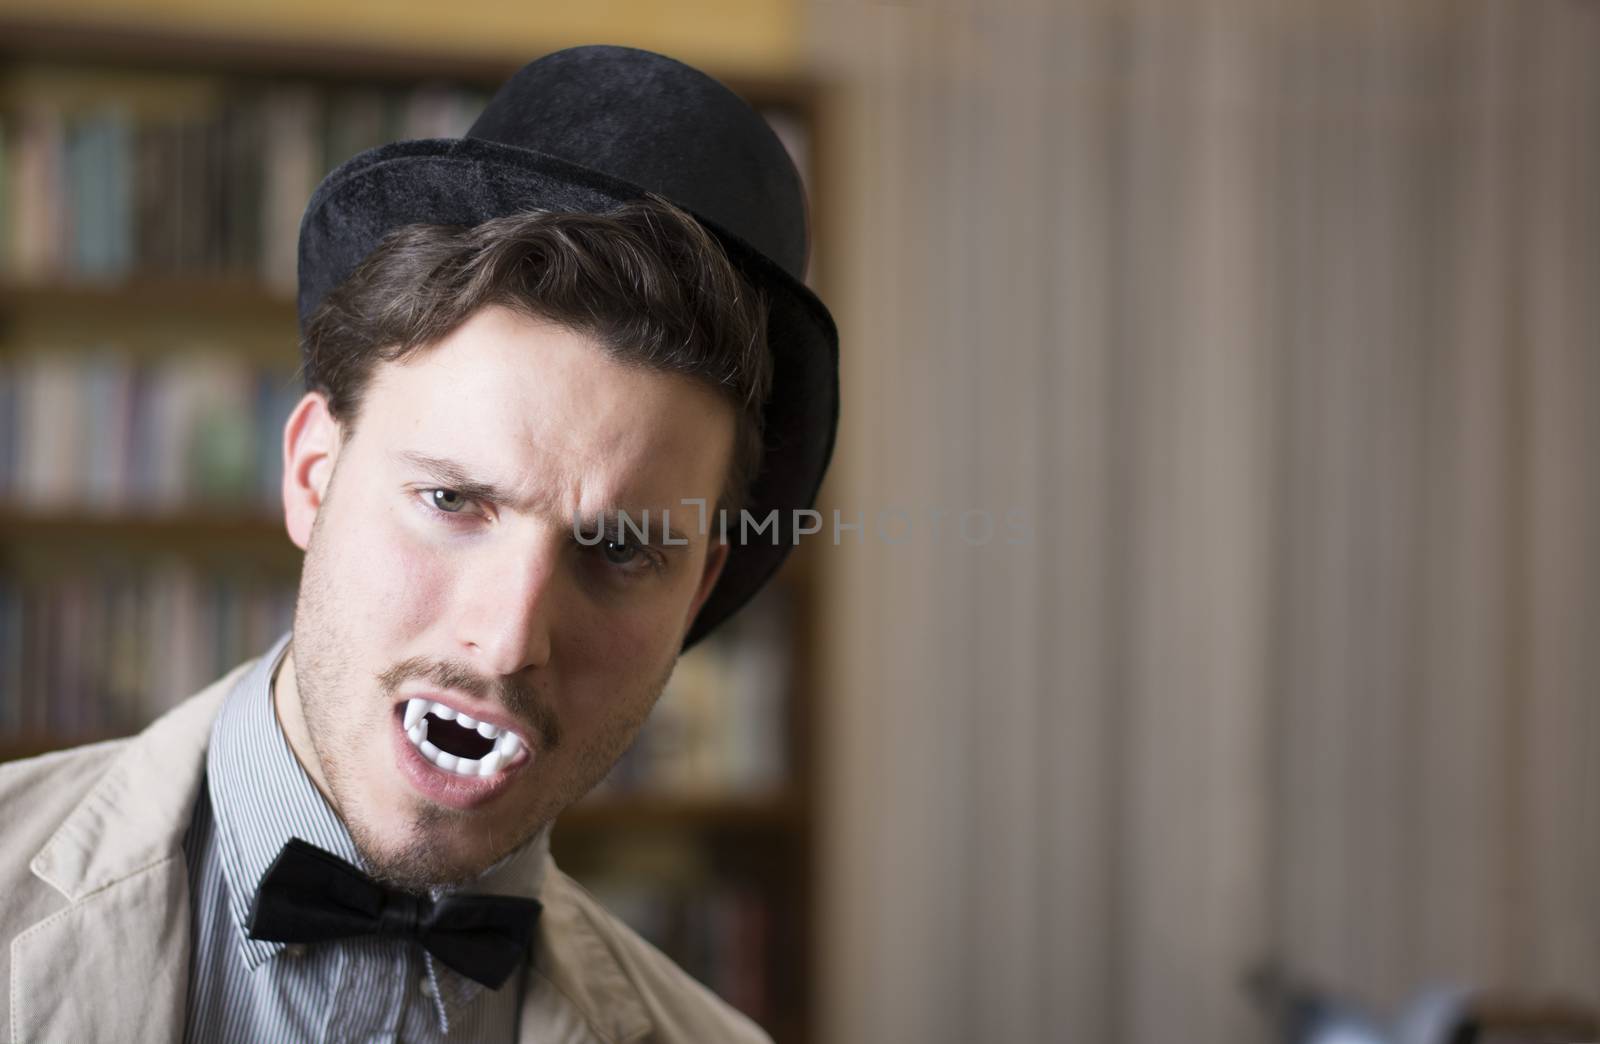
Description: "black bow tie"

(246, 838), (542, 990)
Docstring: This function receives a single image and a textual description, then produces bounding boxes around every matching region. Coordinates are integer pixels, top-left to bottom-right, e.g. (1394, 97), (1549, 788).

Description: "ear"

(282, 391), (343, 551)
(683, 540), (730, 636)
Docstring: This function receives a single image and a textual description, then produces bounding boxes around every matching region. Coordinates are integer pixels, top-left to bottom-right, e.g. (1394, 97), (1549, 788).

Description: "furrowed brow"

(393, 450), (512, 504)
(573, 510), (694, 550)
(397, 450), (695, 548)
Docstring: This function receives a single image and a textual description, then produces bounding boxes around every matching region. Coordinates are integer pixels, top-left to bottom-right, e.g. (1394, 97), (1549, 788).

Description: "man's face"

(275, 304), (734, 890)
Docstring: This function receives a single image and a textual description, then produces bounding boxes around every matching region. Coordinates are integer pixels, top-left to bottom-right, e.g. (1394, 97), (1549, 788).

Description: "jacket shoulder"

(539, 863), (773, 1044)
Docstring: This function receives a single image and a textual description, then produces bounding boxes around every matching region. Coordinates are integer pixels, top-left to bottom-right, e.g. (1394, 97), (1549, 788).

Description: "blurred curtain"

(807, 2), (1600, 1042)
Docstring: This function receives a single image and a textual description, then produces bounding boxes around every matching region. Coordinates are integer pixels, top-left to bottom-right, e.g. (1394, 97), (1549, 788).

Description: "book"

(0, 348), (298, 513)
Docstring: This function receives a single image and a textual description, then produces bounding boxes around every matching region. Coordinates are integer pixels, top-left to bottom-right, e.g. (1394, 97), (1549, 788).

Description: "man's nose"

(454, 539), (559, 677)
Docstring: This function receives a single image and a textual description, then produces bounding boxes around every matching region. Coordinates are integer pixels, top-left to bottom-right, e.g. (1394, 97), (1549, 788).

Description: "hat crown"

(465, 45), (809, 280)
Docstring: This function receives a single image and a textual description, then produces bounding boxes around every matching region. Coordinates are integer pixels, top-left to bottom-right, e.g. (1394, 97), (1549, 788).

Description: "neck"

(270, 643), (335, 806)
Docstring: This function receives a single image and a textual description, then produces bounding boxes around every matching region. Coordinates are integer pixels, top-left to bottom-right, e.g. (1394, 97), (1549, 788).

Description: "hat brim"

(297, 137), (840, 650)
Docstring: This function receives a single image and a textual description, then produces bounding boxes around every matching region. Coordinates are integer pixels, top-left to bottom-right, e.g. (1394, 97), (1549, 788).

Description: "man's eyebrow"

(394, 451), (513, 504)
(395, 449), (696, 548)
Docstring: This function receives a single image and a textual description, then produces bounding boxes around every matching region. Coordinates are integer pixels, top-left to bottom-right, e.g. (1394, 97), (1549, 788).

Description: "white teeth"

(429, 701), (457, 721)
(404, 699), (428, 731)
(456, 711), (478, 729)
(404, 711), (520, 778)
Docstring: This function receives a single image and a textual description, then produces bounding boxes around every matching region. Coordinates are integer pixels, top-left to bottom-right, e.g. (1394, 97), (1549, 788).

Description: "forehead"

(354, 305), (735, 516)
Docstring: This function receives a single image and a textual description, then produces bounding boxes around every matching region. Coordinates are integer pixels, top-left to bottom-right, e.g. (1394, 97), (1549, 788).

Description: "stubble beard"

(289, 508), (679, 893)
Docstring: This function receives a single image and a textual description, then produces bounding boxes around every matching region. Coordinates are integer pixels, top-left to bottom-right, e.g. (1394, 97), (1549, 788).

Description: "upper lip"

(396, 690), (532, 748)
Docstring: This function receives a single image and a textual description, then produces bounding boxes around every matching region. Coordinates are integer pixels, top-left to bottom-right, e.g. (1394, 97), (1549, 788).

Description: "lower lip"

(390, 709), (531, 810)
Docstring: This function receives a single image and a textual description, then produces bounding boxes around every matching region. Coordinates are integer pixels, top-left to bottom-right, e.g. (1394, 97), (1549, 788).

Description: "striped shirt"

(181, 630), (551, 1043)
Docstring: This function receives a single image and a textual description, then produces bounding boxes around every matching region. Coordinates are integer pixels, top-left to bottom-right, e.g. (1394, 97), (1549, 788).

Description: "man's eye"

(594, 539), (663, 577)
(428, 489), (470, 514)
(601, 540), (638, 566)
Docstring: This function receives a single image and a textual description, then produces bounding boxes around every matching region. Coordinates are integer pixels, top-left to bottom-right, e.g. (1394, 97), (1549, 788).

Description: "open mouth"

(401, 698), (525, 778)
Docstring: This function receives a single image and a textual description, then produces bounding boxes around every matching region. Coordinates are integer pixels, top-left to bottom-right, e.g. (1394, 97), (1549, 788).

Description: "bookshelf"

(0, 19), (820, 1044)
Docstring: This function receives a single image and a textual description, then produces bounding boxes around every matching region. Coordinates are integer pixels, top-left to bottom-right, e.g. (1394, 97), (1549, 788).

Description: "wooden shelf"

(0, 275), (297, 324)
(0, 508), (286, 539)
(0, 507), (293, 547)
(0, 509), (302, 574)
(0, 275), (303, 364)
(560, 791), (803, 833)
(0, 16), (820, 111)
(0, 734), (106, 763)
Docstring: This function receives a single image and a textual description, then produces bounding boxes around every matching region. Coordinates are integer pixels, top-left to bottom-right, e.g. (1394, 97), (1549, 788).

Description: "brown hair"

(298, 193), (772, 517)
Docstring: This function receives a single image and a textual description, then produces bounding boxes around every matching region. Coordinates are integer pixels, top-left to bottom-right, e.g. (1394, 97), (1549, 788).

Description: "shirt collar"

(206, 631), (552, 1026)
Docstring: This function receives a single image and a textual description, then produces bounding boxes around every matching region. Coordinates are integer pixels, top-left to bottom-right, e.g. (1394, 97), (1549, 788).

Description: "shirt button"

(419, 975), (437, 998)
(284, 944), (307, 959)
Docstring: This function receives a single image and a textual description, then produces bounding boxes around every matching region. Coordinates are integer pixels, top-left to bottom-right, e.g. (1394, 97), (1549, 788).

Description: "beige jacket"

(0, 660), (771, 1044)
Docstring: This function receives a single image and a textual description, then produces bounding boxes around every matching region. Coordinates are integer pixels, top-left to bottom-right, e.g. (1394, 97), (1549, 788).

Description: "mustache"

(375, 656), (561, 753)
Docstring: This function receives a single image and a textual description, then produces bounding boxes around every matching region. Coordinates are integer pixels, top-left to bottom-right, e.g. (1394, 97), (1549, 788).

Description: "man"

(0, 44), (838, 1043)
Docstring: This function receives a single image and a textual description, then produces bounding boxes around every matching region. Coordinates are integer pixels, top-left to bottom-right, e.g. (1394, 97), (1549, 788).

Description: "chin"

(349, 818), (490, 890)
(367, 795), (541, 885)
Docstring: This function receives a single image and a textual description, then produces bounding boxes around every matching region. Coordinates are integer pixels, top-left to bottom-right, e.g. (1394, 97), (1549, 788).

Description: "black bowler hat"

(296, 44), (839, 649)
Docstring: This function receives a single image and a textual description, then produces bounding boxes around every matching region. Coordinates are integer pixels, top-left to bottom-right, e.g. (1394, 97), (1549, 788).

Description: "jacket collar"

(30, 661), (245, 900)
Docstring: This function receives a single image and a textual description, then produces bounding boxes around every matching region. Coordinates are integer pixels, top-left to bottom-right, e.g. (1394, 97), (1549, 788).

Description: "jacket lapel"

(10, 666), (242, 1044)
(10, 858), (194, 1042)
(516, 863), (652, 1044)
